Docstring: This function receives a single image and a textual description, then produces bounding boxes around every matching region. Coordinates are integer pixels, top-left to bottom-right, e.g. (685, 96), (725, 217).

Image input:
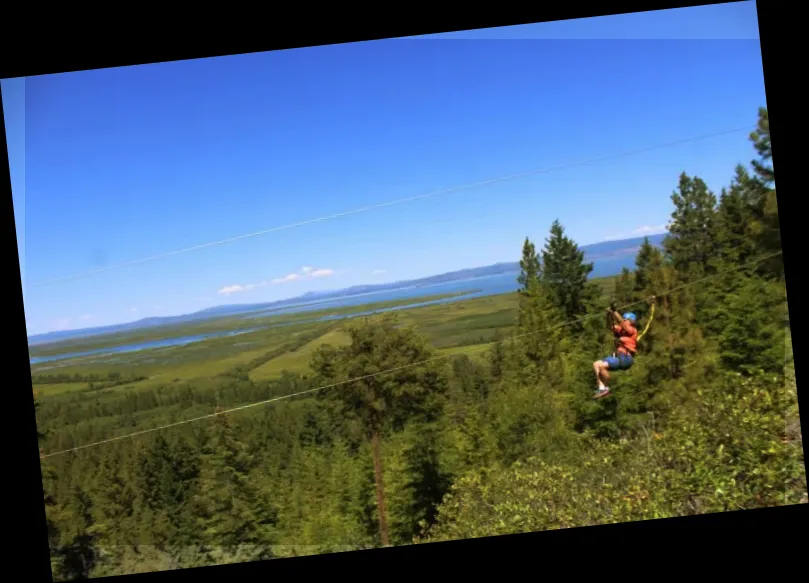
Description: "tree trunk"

(370, 431), (390, 546)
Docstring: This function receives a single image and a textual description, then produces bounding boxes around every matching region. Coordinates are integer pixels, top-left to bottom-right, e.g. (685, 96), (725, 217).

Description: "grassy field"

(28, 290), (477, 358)
(249, 329), (353, 381)
(33, 382), (91, 397)
(30, 277), (617, 398)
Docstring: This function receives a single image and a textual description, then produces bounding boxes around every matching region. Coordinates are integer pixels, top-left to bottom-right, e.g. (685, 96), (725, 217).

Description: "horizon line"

(27, 232), (666, 340)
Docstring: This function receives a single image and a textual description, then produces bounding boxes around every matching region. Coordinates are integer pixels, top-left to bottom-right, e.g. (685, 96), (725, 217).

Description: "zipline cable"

(29, 124), (754, 288)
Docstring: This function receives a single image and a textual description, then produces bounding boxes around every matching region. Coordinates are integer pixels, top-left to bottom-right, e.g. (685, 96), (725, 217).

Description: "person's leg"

(594, 356), (617, 395)
(598, 362), (611, 385)
(593, 360), (604, 385)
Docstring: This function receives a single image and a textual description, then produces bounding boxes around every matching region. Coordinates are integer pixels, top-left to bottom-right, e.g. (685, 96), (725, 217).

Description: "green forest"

(34, 107), (805, 580)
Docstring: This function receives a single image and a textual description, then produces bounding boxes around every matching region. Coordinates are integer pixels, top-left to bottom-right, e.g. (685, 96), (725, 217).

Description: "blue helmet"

(622, 312), (637, 323)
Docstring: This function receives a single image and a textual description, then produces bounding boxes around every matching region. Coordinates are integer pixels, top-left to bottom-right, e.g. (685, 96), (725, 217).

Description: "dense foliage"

(35, 107), (804, 580)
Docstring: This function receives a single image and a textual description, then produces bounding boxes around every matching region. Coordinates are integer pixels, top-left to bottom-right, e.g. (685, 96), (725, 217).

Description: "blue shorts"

(604, 353), (634, 370)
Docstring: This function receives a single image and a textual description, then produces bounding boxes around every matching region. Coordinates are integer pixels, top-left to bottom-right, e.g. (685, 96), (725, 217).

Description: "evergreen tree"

(133, 435), (200, 548)
(620, 238), (663, 333)
(192, 413), (276, 561)
(517, 236), (541, 292)
(36, 393), (64, 579)
(309, 316), (449, 547)
(515, 235), (563, 366)
(747, 107), (782, 279)
(638, 252), (709, 413)
(749, 107), (773, 184)
(487, 330), (507, 382)
(385, 422), (452, 545)
(541, 220), (599, 324)
(90, 450), (138, 567)
(53, 486), (99, 580)
(663, 173), (718, 281)
(518, 276), (563, 367)
(713, 166), (760, 267)
(711, 275), (786, 374)
(613, 267), (636, 307)
(634, 237), (659, 293)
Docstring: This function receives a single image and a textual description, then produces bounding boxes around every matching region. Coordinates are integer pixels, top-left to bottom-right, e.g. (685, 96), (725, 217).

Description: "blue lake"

(242, 254), (635, 322)
(242, 271), (523, 320)
(29, 256), (634, 366)
(29, 328), (262, 365)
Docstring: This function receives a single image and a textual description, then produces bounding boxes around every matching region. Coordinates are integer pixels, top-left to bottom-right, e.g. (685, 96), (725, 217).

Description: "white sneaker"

(594, 387), (611, 399)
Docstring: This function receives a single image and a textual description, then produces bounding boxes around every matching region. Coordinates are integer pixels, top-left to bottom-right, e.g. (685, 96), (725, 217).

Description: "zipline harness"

(637, 296), (655, 343)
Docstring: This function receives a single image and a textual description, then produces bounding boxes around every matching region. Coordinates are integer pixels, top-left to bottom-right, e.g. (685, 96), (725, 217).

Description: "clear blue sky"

(4, 2), (767, 336)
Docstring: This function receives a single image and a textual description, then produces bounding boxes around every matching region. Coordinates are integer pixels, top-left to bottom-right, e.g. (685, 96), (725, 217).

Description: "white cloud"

(605, 224), (669, 241)
(80, 314), (94, 321)
(271, 273), (302, 284)
(218, 284), (247, 296)
(219, 266), (336, 295)
(129, 307), (138, 313)
(633, 224), (668, 236)
(217, 283), (258, 295)
(372, 269), (387, 275)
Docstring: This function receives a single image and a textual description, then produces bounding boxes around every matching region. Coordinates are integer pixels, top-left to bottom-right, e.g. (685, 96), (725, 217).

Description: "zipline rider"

(592, 297), (655, 399)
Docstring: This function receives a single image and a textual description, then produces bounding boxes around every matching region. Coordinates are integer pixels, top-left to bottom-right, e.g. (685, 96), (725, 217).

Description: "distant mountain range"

(28, 233), (666, 346)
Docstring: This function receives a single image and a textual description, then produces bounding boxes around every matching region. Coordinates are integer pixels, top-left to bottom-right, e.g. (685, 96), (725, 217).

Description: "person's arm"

(607, 305), (622, 333)
(607, 308), (634, 333)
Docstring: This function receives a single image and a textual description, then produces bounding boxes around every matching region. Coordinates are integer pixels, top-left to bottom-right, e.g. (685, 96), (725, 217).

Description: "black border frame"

(2, 1), (803, 581)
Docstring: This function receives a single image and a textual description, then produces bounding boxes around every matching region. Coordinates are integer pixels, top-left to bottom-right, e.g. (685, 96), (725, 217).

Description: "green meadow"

(31, 278), (622, 399)
(31, 287), (537, 395)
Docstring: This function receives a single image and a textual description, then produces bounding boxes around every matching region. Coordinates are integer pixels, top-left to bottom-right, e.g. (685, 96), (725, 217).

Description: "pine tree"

(192, 413), (276, 561)
(749, 107), (773, 185)
(696, 166), (760, 334)
(519, 277), (564, 368)
(640, 253), (708, 410)
(623, 238), (664, 332)
(385, 422), (452, 545)
(515, 235), (564, 366)
(541, 220), (599, 324)
(53, 486), (99, 580)
(133, 435), (200, 548)
(634, 237), (659, 293)
(613, 267), (635, 306)
(484, 234), (576, 461)
(91, 450), (138, 561)
(711, 275), (785, 374)
(487, 330), (507, 382)
(747, 107), (782, 279)
(714, 166), (759, 267)
(663, 173), (718, 281)
(517, 236), (541, 292)
(488, 344), (573, 464)
(309, 316), (449, 547)
(516, 236), (543, 334)
(36, 393), (64, 578)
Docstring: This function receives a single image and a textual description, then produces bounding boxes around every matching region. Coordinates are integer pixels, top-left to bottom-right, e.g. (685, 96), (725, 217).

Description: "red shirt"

(613, 320), (638, 355)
